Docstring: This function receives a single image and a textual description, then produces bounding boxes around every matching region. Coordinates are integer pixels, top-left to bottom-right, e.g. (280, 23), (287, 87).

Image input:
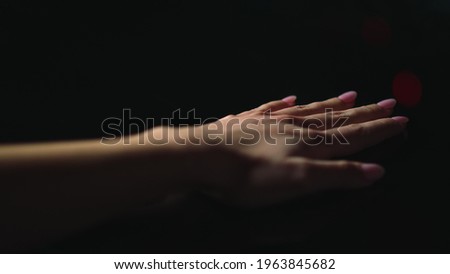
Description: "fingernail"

(377, 98), (397, 109)
(361, 164), (385, 182)
(338, 91), (357, 103)
(391, 116), (409, 124)
(282, 95), (297, 106)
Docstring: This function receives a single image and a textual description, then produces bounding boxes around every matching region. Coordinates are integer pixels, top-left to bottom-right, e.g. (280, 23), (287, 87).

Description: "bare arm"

(0, 132), (202, 250)
(0, 92), (407, 251)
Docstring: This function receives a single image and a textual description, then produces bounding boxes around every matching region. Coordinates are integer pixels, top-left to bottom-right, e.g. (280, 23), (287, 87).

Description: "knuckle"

(239, 110), (256, 117)
(223, 114), (236, 119)
(255, 109), (268, 116)
(258, 103), (270, 110)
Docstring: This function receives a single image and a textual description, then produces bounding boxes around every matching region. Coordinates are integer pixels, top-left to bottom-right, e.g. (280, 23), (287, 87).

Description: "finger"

(240, 157), (382, 206)
(274, 91), (357, 116)
(254, 95), (297, 113)
(282, 158), (385, 193)
(313, 116), (408, 158)
(303, 98), (397, 129)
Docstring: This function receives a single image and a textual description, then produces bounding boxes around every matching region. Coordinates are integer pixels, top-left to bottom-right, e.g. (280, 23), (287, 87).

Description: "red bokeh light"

(392, 71), (422, 107)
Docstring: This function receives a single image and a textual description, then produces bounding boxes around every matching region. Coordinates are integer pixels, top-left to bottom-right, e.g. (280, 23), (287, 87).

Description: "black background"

(1, 0), (449, 253)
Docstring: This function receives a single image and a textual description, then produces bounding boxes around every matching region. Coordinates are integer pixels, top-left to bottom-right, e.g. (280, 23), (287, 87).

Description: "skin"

(0, 92), (407, 251)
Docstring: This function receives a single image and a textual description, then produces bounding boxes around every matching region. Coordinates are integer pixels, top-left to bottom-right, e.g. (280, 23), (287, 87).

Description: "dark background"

(0, 0), (449, 253)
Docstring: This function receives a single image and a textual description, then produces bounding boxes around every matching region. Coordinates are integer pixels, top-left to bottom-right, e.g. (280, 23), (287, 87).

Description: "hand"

(195, 92), (407, 206)
(0, 91), (408, 250)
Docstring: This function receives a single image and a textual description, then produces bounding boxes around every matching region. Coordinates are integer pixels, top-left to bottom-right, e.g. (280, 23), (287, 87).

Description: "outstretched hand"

(194, 92), (407, 206)
(0, 91), (408, 250)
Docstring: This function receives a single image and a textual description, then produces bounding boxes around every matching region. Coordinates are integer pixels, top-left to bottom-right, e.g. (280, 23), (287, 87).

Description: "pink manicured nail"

(391, 116), (409, 123)
(361, 164), (385, 182)
(338, 91), (357, 103)
(282, 95), (297, 106)
(377, 98), (397, 109)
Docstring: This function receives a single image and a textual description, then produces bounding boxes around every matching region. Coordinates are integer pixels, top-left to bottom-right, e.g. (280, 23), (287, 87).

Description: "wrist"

(148, 125), (248, 191)
(123, 127), (215, 193)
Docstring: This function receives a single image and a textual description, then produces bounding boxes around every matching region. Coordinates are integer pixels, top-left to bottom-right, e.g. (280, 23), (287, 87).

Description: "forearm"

(0, 127), (204, 250)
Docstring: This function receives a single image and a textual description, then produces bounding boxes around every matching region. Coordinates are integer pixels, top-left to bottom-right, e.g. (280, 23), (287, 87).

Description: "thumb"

(282, 158), (385, 193)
